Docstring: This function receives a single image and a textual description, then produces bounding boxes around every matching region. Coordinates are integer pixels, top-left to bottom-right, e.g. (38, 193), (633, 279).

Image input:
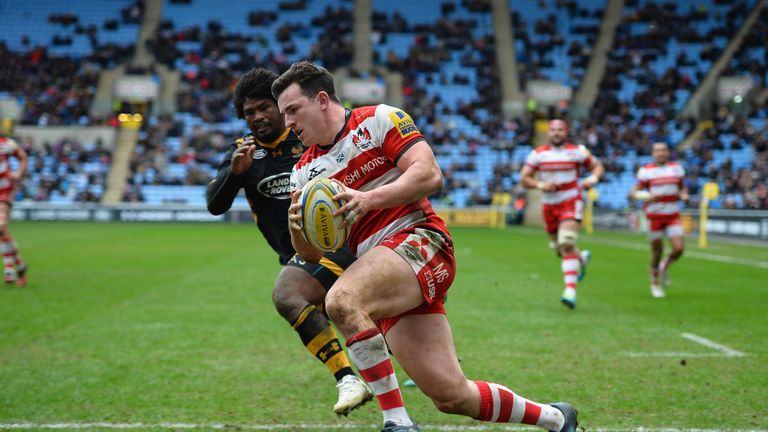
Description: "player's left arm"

(334, 139), (442, 224)
(679, 169), (690, 205)
(582, 151), (604, 189)
(11, 141), (28, 182)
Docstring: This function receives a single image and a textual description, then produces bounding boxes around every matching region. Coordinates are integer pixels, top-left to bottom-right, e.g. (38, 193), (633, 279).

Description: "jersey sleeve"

(635, 167), (649, 189)
(289, 162), (307, 193)
(524, 150), (539, 171)
(206, 141), (243, 215)
(579, 145), (597, 169)
(372, 104), (425, 163)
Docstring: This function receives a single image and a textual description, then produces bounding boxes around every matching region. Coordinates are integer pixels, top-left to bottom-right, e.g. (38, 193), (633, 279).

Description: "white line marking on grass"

(0, 425), (766, 432)
(622, 352), (726, 358)
(681, 332), (746, 357)
(584, 237), (768, 269)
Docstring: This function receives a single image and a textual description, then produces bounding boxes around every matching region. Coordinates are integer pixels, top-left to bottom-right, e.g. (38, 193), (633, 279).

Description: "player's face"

(278, 83), (326, 146)
(652, 143), (669, 164)
(547, 124), (567, 146)
(243, 97), (284, 143)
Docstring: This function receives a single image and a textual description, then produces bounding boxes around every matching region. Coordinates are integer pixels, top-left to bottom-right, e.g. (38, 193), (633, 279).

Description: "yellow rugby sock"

(292, 305), (354, 381)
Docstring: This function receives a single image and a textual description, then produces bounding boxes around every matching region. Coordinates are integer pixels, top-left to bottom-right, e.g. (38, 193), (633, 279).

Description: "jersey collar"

(256, 128), (291, 149)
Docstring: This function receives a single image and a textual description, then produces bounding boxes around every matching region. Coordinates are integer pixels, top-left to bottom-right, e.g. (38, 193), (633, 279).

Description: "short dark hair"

(233, 68), (278, 119)
(271, 60), (340, 103)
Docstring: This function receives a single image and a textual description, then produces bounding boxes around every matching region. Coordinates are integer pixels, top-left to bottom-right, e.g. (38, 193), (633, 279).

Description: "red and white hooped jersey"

(636, 162), (685, 218)
(0, 137), (19, 191)
(524, 143), (597, 205)
(290, 104), (451, 257)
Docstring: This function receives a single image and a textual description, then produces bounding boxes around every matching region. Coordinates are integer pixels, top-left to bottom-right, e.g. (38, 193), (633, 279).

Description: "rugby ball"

(299, 178), (348, 252)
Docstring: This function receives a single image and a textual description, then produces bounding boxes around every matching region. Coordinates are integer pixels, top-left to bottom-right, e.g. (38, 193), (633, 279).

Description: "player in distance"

(520, 120), (604, 309)
(629, 142), (688, 298)
(275, 60), (578, 432)
(0, 133), (28, 287)
(206, 67), (372, 416)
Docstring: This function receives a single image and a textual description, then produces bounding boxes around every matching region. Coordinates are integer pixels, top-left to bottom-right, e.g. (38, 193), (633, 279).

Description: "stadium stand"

(508, 0), (605, 88)
(0, 0), (765, 210)
(0, 0), (139, 126)
(15, 134), (112, 204)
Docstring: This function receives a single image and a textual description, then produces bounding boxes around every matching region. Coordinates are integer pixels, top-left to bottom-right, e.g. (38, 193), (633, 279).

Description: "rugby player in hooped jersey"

(520, 119), (604, 309)
(0, 133), (28, 286)
(274, 60), (578, 432)
(629, 142), (688, 298)
(205, 68), (372, 416)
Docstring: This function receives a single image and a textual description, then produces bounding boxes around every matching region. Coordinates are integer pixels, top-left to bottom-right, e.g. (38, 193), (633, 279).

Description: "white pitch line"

(510, 227), (768, 269)
(622, 352), (726, 358)
(681, 333), (746, 357)
(0, 424), (766, 432)
(585, 237), (768, 269)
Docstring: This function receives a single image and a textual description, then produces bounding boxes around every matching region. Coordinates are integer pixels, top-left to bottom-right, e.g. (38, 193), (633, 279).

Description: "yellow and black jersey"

(206, 129), (305, 265)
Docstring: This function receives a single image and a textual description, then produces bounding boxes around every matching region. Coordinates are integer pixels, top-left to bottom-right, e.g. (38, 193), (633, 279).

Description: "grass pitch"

(0, 222), (766, 430)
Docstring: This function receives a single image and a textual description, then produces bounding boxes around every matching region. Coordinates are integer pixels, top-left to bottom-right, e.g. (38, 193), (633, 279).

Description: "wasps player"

(206, 68), (372, 416)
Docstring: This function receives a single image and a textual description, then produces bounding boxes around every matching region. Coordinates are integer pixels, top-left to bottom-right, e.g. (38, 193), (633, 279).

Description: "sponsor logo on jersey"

(257, 173), (292, 199)
(389, 110), (419, 138)
(252, 149), (268, 159)
(341, 155), (387, 186)
(308, 166), (327, 180)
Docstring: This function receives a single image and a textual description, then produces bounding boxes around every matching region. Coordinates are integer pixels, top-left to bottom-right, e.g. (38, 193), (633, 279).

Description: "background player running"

(629, 142), (688, 298)
(520, 119), (604, 309)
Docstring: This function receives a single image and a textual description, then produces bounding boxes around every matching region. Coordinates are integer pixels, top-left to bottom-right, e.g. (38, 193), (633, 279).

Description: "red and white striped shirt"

(524, 143), (597, 205)
(636, 162), (685, 218)
(290, 104), (451, 257)
(0, 137), (18, 191)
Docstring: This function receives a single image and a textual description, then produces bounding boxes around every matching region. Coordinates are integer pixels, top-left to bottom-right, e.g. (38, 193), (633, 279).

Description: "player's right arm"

(287, 189), (324, 263)
(206, 138), (255, 215)
(628, 168), (650, 203)
(10, 140), (28, 182)
(520, 154), (556, 192)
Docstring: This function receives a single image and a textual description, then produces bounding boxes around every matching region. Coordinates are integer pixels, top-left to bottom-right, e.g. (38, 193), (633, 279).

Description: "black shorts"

(285, 246), (356, 290)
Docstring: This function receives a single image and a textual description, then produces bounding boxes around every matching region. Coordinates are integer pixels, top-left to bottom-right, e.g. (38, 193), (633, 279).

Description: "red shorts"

(542, 197), (583, 234)
(377, 227), (455, 335)
(647, 215), (683, 240)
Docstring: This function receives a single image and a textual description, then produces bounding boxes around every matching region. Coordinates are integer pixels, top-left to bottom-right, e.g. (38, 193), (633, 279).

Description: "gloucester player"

(275, 61), (578, 432)
(629, 142), (688, 298)
(520, 120), (604, 309)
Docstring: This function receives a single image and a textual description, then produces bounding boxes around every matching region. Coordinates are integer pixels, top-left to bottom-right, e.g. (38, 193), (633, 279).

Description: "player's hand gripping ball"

(299, 178), (348, 252)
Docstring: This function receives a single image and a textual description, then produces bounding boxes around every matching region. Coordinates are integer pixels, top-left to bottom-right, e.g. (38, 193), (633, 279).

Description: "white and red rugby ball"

(299, 178), (348, 252)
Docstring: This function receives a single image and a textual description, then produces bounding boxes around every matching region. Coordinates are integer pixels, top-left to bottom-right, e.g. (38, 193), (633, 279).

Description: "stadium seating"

(509, 0), (605, 88)
(1, 0), (765, 209)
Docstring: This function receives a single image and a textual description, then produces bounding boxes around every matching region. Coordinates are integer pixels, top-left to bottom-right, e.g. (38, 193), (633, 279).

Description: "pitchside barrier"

(9, 202), (768, 242)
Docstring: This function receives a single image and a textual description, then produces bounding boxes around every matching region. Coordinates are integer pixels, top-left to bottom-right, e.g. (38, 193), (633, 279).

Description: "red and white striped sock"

(2, 240), (15, 281)
(3, 235), (24, 270)
(473, 381), (564, 431)
(561, 254), (580, 291)
(649, 266), (660, 285)
(346, 329), (411, 426)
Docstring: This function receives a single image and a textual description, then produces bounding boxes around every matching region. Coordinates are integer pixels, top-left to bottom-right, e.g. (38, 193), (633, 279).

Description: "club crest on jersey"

(252, 149), (268, 159)
(351, 127), (374, 150)
(389, 110), (419, 138)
